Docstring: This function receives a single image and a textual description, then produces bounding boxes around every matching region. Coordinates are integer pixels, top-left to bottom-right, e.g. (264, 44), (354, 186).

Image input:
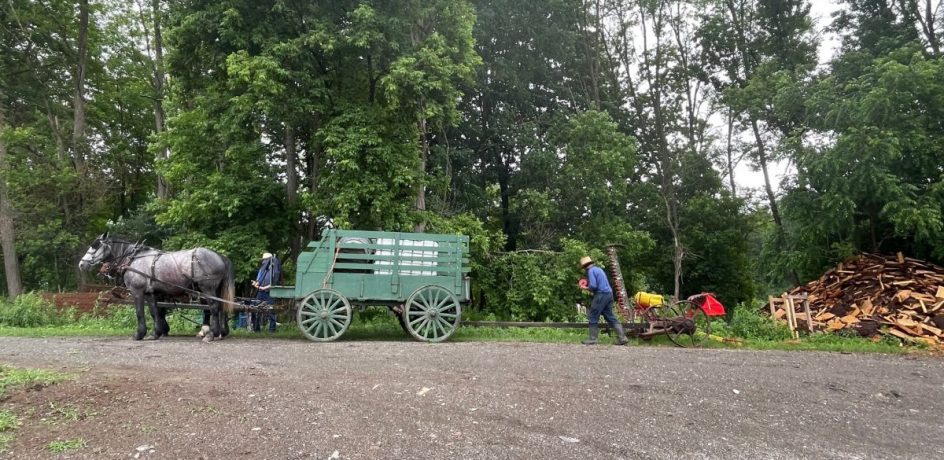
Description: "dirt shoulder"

(1, 336), (942, 459)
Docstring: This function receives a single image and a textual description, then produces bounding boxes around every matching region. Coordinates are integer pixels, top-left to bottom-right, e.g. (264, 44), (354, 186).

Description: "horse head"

(78, 232), (113, 271)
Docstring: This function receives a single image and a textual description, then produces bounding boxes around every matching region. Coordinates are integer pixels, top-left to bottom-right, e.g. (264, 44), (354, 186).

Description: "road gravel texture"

(1, 336), (942, 459)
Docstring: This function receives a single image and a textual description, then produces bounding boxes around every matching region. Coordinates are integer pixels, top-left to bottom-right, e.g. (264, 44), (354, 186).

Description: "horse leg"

(221, 310), (230, 338)
(201, 288), (221, 342)
(210, 300), (222, 340)
(144, 294), (161, 340)
(132, 291), (147, 340)
(156, 307), (170, 337)
(197, 310), (210, 339)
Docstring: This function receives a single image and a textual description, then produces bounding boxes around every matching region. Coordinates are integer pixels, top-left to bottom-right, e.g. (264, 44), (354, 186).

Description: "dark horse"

(78, 233), (235, 342)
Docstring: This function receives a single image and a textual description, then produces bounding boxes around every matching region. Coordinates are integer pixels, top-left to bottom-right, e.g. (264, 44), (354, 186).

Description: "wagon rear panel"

(291, 229), (470, 304)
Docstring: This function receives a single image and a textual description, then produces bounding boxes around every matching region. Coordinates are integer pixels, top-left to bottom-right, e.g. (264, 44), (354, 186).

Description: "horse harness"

(99, 241), (238, 308)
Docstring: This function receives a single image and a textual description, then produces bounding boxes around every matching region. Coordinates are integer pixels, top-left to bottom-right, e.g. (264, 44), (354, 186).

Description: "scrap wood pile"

(774, 253), (944, 346)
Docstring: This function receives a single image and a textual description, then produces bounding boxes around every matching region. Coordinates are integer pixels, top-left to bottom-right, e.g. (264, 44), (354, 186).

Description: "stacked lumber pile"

(776, 253), (944, 346)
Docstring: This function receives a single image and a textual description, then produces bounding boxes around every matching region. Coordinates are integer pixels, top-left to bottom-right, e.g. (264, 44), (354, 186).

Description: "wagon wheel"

(402, 285), (461, 343)
(645, 303), (682, 339)
(666, 300), (711, 348)
(296, 289), (352, 342)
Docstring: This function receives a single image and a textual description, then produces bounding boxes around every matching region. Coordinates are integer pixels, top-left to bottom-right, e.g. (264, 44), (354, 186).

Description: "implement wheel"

(297, 289), (352, 342)
(403, 285), (461, 343)
(666, 300), (711, 348)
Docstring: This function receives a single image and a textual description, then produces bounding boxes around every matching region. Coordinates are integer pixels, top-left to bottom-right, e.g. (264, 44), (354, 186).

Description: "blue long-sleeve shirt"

(586, 265), (612, 294)
(256, 258), (280, 288)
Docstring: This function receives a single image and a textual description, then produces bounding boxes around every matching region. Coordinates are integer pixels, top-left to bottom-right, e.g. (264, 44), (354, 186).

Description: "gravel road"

(1, 336), (942, 459)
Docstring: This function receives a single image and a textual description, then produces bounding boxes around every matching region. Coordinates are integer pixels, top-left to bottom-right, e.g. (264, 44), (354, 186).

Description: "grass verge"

(0, 305), (924, 355)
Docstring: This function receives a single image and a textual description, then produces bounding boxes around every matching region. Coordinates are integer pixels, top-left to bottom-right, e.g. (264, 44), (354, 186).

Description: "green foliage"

(0, 293), (69, 328)
(46, 439), (87, 453)
(313, 106), (420, 230)
(472, 239), (645, 321)
(784, 46), (944, 277)
(711, 303), (793, 341)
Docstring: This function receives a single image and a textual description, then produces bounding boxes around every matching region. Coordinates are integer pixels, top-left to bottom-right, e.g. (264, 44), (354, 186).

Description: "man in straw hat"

(249, 251), (280, 333)
(580, 256), (628, 345)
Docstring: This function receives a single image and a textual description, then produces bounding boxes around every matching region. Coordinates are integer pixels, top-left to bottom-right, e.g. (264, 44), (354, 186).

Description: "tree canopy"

(2, 0), (941, 320)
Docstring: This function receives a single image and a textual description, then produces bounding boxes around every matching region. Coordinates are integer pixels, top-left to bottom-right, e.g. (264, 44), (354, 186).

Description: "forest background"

(1, 0), (942, 322)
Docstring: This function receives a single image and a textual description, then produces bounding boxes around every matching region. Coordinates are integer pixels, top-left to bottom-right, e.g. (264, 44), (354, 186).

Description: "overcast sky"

(733, 1), (841, 197)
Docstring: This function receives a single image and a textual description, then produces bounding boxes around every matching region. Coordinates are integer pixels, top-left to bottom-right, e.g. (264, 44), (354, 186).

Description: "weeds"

(46, 438), (87, 453)
(0, 293), (70, 328)
(0, 366), (69, 398)
(0, 410), (20, 453)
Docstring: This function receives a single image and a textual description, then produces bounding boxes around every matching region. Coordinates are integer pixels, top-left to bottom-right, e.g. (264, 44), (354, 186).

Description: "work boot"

(582, 325), (599, 345)
(612, 322), (629, 345)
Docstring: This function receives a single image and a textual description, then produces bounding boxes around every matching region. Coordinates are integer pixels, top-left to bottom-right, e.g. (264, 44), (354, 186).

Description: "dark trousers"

(251, 290), (276, 332)
(588, 291), (618, 327)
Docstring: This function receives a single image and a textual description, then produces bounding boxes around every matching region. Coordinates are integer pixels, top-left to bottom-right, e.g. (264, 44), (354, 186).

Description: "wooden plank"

(887, 328), (916, 342)
(814, 312), (836, 321)
(919, 323), (943, 337)
(803, 298), (814, 333)
(895, 290), (912, 302)
(936, 286), (944, 301)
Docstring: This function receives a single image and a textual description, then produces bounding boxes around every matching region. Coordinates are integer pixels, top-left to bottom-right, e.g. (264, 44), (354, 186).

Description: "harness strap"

(148, 252), (162, 292)
(121, 265), (241, 308)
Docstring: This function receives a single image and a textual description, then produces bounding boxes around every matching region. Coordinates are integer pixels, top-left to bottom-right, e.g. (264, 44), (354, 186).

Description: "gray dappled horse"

(78, 233), (235, 342)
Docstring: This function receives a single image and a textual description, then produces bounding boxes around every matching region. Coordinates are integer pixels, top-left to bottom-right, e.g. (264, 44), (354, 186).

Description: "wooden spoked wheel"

(403, 285), (461, 343)
(297, 289), (352, 342)
(666, 300), (711, 348)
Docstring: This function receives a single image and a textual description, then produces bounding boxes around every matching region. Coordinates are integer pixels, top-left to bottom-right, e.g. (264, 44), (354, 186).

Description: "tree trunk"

(414, 107), (428, 233)
(152, 0), (170, 199)
(285, 125), (300, 259)
(749, 117), (783, 227)
(306, 116), (322, 242)
(497, 157), (515, 251)
(725, 110), (736, 196)
(0, 101), (23, 299)
(72, 0), (90, 172)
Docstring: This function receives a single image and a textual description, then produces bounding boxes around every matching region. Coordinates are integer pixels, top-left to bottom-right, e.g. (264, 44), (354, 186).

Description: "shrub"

(0, 293), (68, 328)
(716, 302), (793, 341)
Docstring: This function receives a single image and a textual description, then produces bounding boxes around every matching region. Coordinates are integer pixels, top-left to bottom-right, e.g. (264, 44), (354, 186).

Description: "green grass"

(0, 365), (70, 398)
(0, 410), (21, 453)
(0, 410), (19, 433)
(0, 433), (13, 453)
(0, 300), (925, 355)
(46, 438), (87, 453)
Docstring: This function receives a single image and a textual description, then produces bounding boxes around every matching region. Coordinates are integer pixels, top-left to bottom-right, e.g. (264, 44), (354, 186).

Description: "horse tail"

(220, 256), (236, 315)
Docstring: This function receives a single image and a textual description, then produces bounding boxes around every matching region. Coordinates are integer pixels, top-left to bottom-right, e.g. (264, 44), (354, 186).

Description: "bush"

(0, 293), (70, 328)
(713, 302), (793, 341)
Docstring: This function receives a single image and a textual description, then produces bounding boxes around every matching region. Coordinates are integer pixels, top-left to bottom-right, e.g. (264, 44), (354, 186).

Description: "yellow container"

(634, 292), (664, 308)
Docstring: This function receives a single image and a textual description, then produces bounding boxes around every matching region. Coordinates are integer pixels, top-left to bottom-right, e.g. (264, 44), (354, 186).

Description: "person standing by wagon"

(251, 252), (280, 333)
(580, 256), (628, 345)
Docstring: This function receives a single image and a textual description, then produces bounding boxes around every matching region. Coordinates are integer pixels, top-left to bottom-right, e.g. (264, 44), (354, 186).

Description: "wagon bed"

(270, 229), (470, 342)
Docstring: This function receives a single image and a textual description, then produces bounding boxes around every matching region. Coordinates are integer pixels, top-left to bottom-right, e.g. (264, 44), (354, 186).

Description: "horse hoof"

(196, 325), (210, 338)
(143, 335), (158, 341)
(201, 335), (213, 344)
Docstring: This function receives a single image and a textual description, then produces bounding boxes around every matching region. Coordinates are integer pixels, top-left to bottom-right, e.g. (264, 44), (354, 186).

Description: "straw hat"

(262, 252), (272, 259)
(579, 256), (593, 268)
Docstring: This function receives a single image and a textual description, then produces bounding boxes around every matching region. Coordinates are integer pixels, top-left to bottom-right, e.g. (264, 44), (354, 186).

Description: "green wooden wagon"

(270, 229), (470, 342)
